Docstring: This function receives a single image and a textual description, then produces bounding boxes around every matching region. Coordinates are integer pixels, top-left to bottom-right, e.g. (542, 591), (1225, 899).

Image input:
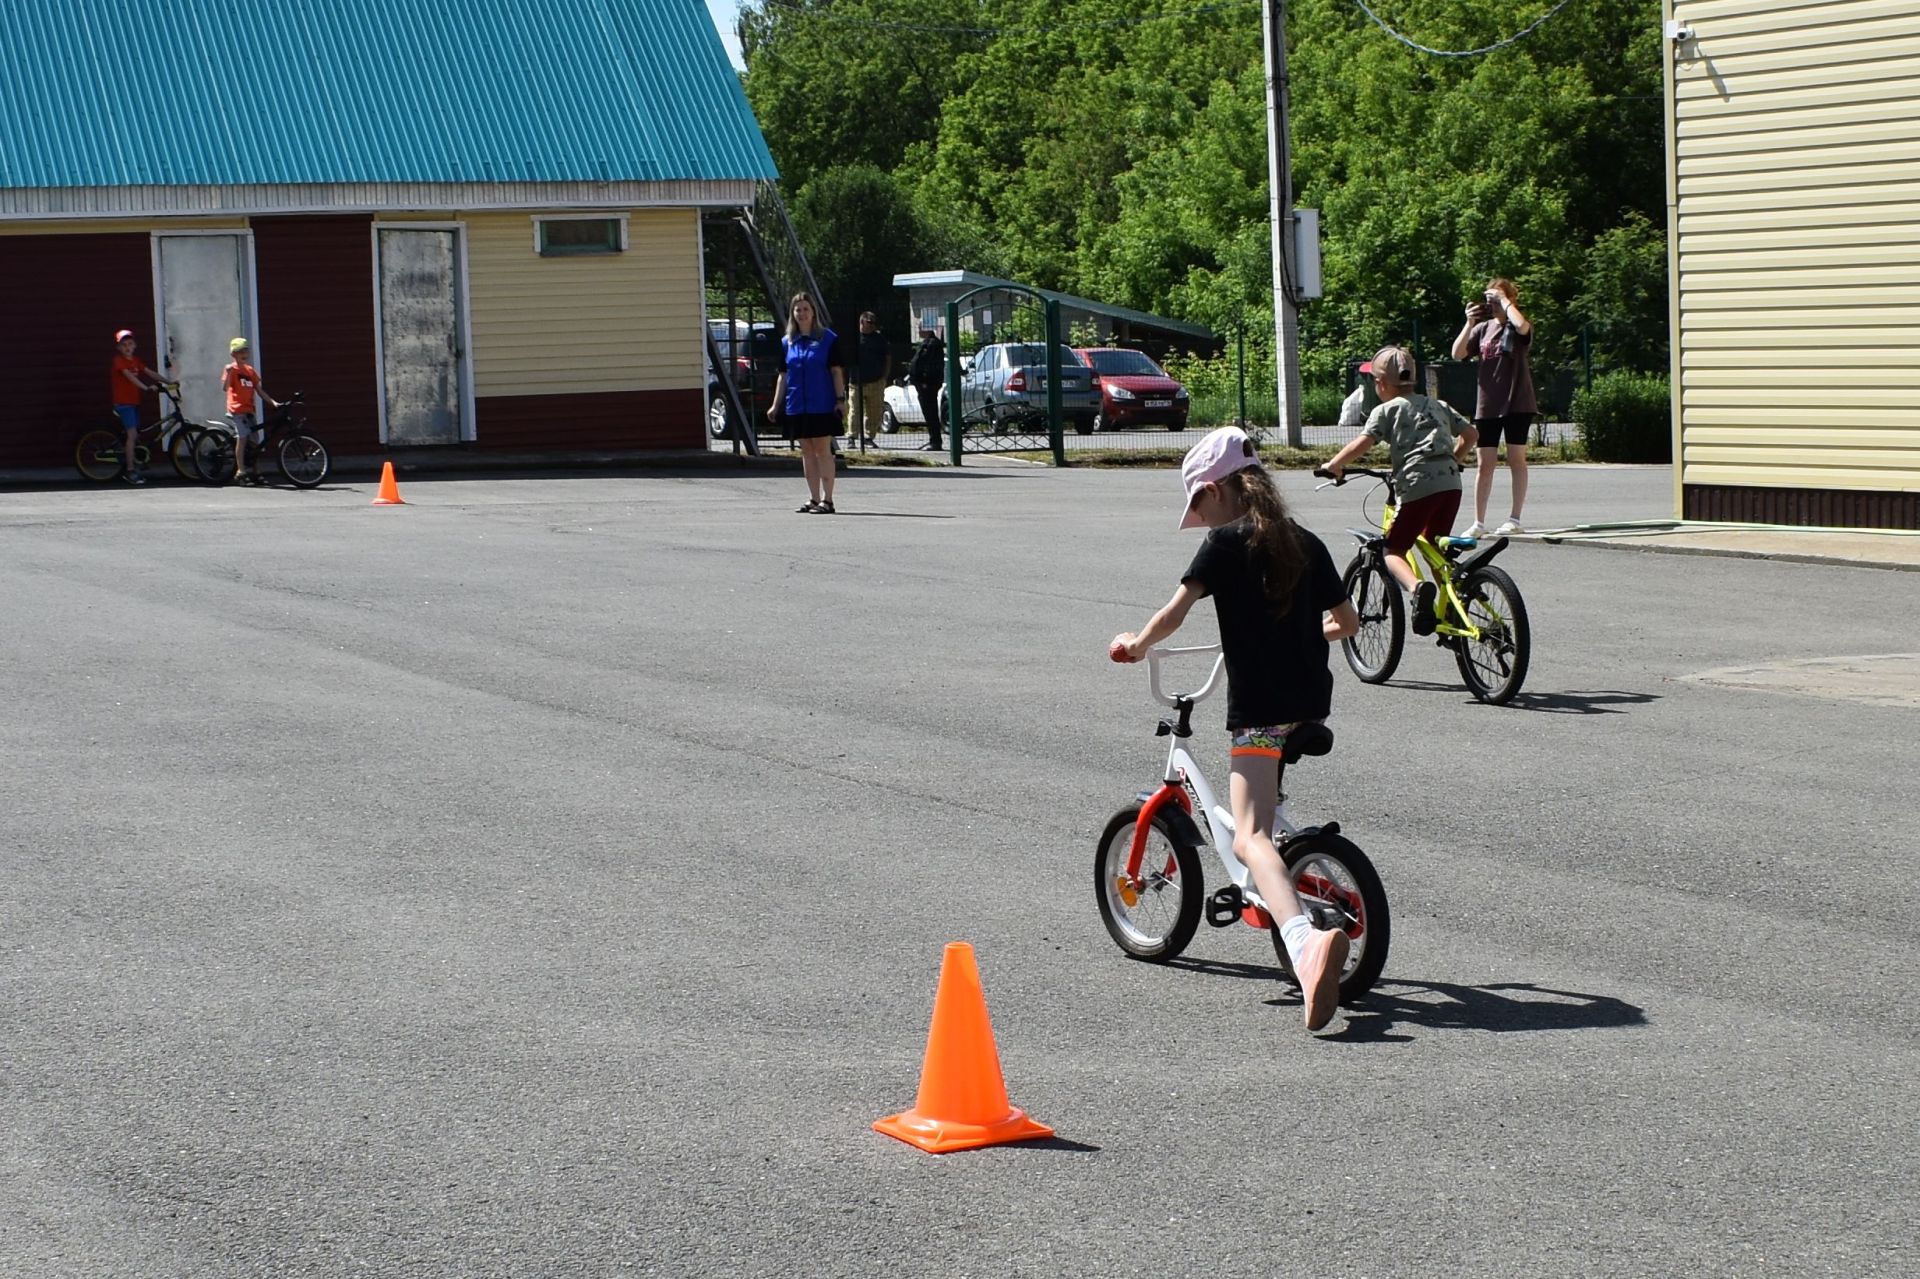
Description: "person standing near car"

(769, 293), (846, 513)
(908, 324), (946, 451)
(845, 311), (890, 448)
(1450, 276), (1536, 536)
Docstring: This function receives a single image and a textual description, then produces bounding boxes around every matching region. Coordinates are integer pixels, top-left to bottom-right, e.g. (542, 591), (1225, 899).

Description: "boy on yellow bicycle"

(1323, 347), (1478, 635)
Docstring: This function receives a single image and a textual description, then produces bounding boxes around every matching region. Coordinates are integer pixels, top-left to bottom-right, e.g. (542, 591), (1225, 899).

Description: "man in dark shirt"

(845, 311), (891, 447)
(908, 325), (946, 451)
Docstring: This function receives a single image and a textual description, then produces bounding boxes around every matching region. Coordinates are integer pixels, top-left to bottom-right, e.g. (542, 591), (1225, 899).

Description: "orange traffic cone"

(371, 461), (405, 506)
(873, 942), (1054, 1153)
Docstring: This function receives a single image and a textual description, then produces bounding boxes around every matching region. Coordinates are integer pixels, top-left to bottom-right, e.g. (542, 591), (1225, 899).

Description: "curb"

(1542, 534), (1920, 574)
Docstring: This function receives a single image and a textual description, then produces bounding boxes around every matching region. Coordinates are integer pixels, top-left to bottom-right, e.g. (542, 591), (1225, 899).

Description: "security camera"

(1664, 20), (1695, 41)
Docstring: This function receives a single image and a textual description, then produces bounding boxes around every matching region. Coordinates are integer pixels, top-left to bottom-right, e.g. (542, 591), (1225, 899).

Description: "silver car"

(959, 343), (1101, 433)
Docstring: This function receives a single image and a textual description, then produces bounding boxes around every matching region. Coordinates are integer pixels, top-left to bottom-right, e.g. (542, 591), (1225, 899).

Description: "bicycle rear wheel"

(1269, 831), (1391, 1000)
(1453, 565), (1531, 705)
(1341, 554), (1404, 683)
(74, 428), (123, 482)
(1095, 806), (1204, 962)
(277, 434), (330, 488)
(168, 425), (205, 481)
(193, 429), (236, 486)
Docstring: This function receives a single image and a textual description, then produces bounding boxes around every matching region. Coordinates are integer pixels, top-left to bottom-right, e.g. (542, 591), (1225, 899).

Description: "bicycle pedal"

(1205, 884), (1244, 928)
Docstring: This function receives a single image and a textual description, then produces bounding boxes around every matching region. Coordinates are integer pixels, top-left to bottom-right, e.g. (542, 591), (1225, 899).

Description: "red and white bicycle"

(1096, 643), (1391, 999)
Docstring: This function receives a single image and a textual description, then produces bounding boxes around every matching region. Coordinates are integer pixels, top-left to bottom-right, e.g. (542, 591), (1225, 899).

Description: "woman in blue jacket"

(768, 293), (847, 513)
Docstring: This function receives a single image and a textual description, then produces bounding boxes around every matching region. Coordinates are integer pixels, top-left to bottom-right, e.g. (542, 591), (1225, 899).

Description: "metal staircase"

(703, 181), (830, 455)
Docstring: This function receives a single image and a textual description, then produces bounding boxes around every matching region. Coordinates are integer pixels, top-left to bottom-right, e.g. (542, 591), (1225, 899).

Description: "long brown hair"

(786, 292), (824, 339)
(1217, 466), (1306, 606)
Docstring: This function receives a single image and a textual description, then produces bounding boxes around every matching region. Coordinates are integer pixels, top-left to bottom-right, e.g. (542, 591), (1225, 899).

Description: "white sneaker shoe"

(1494, 518), (1524, 535)
(1461, 520), (1488, 538)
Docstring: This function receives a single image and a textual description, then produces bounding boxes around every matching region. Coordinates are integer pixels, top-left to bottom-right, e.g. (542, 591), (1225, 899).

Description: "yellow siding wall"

(1669, 0), (1920, 493)
(453, 209), (702, 397)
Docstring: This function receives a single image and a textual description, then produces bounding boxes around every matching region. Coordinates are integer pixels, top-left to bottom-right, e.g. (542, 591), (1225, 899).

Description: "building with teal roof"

(0, 0), (778, 465)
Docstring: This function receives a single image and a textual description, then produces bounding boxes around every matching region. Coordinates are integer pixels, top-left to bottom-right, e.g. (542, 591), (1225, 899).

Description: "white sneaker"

(1461, 520), (1487, 538)
(1495, 518), (1524, 535)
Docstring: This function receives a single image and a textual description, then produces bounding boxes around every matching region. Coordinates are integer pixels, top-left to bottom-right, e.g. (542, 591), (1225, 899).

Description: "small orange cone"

(873, 942), (1054, 1153)
(371, 461), (405, 506)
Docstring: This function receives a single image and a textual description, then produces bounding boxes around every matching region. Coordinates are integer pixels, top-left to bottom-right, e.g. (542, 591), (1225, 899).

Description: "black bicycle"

(193, 392), (330, 489)
(74, 384), (210, 483)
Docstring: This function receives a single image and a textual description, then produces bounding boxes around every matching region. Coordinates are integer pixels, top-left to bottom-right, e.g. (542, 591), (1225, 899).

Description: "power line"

(1350, 0), (1577, 57)
(754, 0), (1259, 37)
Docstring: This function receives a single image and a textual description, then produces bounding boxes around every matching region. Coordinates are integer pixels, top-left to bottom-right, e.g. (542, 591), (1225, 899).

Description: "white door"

(155, 234), (252, 426)
(377, 228), (465, 445)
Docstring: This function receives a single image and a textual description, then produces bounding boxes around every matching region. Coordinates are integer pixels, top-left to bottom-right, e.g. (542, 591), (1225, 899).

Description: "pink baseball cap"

(1178, 425), (1261, 529)
(114, 329), (135, 342)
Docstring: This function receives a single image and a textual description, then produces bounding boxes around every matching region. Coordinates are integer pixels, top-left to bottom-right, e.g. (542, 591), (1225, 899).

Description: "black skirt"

(784, 410), (841, 440)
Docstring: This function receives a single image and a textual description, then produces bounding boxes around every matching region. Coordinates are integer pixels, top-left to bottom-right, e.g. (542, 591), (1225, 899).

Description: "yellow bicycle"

(1315, 465), (1531, 705)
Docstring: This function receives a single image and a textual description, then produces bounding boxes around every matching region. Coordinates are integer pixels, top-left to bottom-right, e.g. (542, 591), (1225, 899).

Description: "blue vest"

(782, 329), (838, 416)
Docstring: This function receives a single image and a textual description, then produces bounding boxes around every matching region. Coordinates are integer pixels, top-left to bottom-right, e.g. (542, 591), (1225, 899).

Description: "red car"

(1075, 347), (1190, 433)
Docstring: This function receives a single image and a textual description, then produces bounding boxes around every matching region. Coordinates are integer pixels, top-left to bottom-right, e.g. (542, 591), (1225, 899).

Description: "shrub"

(1300, 384), (1345, 426)
(1572, 371), (1672, 463)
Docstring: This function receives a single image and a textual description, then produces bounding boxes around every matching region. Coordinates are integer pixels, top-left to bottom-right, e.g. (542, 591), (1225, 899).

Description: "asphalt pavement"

(2, 462), (1914, 1277)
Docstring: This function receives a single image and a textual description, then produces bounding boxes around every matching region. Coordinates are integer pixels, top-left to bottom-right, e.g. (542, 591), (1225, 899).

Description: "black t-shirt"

(1181, 517), (1346, 729)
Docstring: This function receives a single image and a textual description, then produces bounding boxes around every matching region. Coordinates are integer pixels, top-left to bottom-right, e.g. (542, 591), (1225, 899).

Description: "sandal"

(816, 500), (836, 515)
(796, 500), (819, 513)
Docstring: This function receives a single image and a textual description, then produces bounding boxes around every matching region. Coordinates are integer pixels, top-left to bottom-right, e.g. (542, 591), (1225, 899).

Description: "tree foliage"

(741, 0), (1670, 378)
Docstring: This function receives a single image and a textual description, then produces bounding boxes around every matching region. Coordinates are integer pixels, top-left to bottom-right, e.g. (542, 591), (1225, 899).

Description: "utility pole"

(1261, 0), (1303, 447)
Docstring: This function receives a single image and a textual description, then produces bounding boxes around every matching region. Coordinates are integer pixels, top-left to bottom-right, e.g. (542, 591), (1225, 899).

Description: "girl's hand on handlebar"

(1109, 633), (1142, 664)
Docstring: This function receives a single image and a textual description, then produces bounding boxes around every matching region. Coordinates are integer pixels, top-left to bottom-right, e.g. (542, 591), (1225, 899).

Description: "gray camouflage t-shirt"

(1362, 393), (1471, 504)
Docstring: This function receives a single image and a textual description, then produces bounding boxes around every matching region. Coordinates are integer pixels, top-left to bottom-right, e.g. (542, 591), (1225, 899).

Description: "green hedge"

(1572, 371), (1672, 463)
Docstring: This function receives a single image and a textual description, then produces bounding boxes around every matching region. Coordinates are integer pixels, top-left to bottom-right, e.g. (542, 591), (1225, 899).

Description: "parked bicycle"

(193, 392), (330, 488)
(1314, 465), (1531, 705)
(1096, 643), (1391, 1001)
(74, 384), (210, 483)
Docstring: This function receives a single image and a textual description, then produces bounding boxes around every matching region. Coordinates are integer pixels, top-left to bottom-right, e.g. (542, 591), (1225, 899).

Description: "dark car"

(1076, 347), (1189, 432)
(707, 320), (783, 438)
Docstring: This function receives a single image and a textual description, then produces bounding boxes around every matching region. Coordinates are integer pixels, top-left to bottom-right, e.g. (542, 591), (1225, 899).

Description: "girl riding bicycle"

(1109, 426), (1361, 1031)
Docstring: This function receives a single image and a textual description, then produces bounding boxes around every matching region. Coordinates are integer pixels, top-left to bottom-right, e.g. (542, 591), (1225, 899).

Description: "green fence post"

(1045, 299), (1065, 466)
(946, 301), (962, 467)
(1237, 325), (1247, 428)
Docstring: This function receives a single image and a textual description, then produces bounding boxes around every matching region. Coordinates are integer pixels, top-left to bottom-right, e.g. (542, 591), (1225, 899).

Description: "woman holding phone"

(1450, 277), (1536, 536)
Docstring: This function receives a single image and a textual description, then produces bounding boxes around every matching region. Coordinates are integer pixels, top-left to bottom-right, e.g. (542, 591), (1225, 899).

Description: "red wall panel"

(475, 389), (703, 451)
(253, 215), (380, 454)
(0, 233), (157, 468)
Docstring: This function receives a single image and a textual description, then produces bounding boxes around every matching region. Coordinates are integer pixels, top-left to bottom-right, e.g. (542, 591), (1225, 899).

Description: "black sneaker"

(121, 470), (146, 486)
(1411, 581), (1438, 636)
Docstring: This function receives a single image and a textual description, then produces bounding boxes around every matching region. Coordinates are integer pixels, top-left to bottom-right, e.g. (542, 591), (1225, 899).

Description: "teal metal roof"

(0, 0), (777, 189)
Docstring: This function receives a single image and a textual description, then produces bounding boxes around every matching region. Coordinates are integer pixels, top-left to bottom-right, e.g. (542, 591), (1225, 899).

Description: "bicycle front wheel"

(193, 429), (236, 486)
(168, 425), (205, 481)
(1341, 554), (1404, 683)
(74, 428), (123, 482)
(1453, 564), (1531, 705)
(1270, 831), (1391, 1001)
(1095, 806), (1204, 962)
(277, 434), (330, 488)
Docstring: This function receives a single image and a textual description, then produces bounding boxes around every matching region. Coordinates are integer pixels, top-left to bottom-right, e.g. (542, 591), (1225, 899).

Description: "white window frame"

(531, 213), (630, 256)
(369, 220), (479, 445)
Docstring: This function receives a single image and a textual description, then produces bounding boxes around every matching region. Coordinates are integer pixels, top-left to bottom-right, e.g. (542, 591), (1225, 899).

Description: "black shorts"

(1475, 413), (1534, 447)
(783, 411), (841, 440)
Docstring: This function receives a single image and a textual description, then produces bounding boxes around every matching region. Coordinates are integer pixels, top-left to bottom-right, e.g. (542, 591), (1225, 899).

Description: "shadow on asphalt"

(1171, 958), (1647, 1043)
(1382, 679), (1662, 715)
(831, 511), (958, 520)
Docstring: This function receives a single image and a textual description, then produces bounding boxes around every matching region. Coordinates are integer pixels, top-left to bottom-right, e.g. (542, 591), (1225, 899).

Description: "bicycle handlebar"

(1146, 643), (1225, 709)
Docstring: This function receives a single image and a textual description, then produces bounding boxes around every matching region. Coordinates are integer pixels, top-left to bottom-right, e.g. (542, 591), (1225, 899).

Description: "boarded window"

(536, 217), (623, 257)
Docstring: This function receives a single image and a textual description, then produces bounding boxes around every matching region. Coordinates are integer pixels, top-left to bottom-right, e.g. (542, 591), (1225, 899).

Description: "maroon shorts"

(1385, 489), (1461, 554)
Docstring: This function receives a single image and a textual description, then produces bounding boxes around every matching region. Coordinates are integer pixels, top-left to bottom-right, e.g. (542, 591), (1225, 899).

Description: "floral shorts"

(1229, 722), (1304, 758)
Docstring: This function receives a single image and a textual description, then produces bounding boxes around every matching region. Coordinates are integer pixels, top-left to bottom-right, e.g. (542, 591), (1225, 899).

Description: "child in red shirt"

(223, 338), (277, 484)
(110, 329), (166, 484)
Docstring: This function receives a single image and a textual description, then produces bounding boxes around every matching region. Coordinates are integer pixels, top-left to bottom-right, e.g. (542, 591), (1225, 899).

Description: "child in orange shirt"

(223, 338), (277, 484)
(110, 329), (167, 484)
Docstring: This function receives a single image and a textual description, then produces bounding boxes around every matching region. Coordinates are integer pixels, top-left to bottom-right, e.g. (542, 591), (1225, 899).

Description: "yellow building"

(1663, 0), (1920, 529)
